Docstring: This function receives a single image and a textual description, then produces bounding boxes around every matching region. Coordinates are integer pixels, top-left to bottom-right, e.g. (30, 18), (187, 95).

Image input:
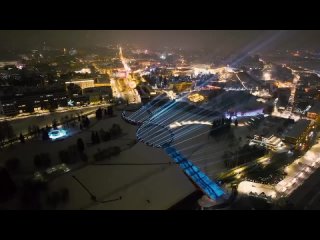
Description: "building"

(83, 86), (113, 103)
(251, 135), (285, 152)
(72, 95), (90, 106)
(15, 91), (68, 113)
(307, 101), (320, 119)
(276, 87), (291, 109)
(283, 119), (311, 145)
(0, 99), (18, 116)
(0, 61), (18, 68)
(65, 79), (95, 90)
(169, 82), (193, 93)
(0, 86), (18, 116)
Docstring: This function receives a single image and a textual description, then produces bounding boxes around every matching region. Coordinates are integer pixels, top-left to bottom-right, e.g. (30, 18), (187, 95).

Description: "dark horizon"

(1, 30), (320, 54)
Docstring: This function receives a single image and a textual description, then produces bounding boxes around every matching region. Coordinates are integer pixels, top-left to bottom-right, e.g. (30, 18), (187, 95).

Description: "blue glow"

(48, 129), (67, 140)
(165, 146), (225, 200)
(224, 108), (264, 119)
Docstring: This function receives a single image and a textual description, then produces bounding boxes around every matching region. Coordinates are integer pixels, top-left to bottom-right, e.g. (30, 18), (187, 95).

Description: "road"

(218, 155), (270, 182)
(4, 103), (110, 135)
(287, 168), (320, 209)
(275, 140), (320, 198)
(110, 47), (141, 104)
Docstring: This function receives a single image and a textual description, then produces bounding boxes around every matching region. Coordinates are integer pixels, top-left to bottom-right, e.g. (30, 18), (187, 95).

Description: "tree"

(100, 128), (111, 142)
(46, 191), (61, 209)
(234, 119), (238, 127)
(52, 119), (58, 129)
(59, 150), (70, 164)
(95, 132), (100, 144)
(67, 83), (82, 96)
(34, 153), (51, 169)
(110, 124), (122, 138)
(0, 121), (15, 143)
(107, 106), (114, 116)
(77, 138), (85, 152)
(28, 126), (33, 135)
(111, 146), (121, 156)
(19, 133), (25, 143)
(264, 105), (274, 115)
(34, 155), (42, 169)
(95, 108), (103, 120)
(0, 168), (17, 203)
(82, 117), (90, 128)
(26, 104), (34, 113)
(91, 131), (96, 144)
(42, 129), (50, 141)
(60, 188), (69, 203)
(5, 158), (20, 173)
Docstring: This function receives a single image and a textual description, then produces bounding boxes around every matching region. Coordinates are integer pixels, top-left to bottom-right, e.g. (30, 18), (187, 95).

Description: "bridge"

(122, 107), (226, 201)
(165, 146), (225, 201)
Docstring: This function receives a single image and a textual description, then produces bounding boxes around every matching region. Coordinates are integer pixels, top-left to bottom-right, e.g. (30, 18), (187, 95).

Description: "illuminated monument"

(122, 85), (266, 202)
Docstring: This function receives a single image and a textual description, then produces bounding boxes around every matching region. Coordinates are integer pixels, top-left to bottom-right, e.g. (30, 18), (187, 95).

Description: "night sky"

(1, 30), (320, 53)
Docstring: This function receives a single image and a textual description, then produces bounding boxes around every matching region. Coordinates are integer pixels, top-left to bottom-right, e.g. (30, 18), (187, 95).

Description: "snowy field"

(1, 109), (196, 209)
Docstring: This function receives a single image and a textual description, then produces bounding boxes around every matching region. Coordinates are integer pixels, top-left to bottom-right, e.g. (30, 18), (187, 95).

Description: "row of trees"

(95, 106), (114, 120)
(91, 124), (122, 145)
(94, 146), (121, 161)
(0, 121), (15, 144)
(34, 153), (52, 169)
(46, 188), (69, 209)
(6, 137), (87, 175)
(59, 143), (88, 164)
(209, 117), (235, 140)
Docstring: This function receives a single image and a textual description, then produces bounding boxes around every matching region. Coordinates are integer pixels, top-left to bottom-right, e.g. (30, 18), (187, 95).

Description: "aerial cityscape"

(1, 30), (320, 210)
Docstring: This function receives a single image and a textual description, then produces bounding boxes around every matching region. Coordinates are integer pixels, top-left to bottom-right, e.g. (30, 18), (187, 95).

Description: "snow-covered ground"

(49, 143), (195, 210)
(1, 109), (196, 209)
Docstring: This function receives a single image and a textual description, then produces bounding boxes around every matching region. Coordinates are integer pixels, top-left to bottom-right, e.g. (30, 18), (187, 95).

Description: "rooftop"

(284, 119), (311, 139)
(309, 101), (320, 114)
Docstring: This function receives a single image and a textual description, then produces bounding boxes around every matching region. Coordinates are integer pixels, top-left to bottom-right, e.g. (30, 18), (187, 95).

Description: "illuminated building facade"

(0, 99), (18, 116)
(283, 119), (312, 145)
(65, 79), (95, 90)
(83, 86), (113, 103)
(307, 102), (320, 119)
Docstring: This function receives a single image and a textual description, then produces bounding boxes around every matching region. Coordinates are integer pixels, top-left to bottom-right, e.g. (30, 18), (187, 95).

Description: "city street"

(3, 103), (110, 135)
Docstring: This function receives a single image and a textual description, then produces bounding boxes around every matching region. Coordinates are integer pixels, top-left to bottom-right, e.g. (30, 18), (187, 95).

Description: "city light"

(169, 120), (212, 129)
(188, 93), (205, 103)
(263, 72), (271, 80)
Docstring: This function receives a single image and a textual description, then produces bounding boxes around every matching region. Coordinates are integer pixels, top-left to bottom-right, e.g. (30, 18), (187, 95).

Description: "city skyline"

(1, 30), (320, 53)
(1, 31), (320, 210)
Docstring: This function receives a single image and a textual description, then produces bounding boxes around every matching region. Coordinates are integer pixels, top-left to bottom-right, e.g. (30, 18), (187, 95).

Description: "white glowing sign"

(169, 120), (212, 129)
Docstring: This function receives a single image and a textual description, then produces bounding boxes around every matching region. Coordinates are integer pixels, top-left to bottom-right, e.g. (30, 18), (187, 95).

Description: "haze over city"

(2, 30), (320, 53)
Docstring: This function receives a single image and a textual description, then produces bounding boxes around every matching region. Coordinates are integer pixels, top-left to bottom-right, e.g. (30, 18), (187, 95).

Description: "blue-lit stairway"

(165, 146), (225, 201)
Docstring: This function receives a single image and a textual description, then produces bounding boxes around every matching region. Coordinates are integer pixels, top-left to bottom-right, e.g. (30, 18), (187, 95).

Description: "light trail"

(235, 73), (248, 90)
